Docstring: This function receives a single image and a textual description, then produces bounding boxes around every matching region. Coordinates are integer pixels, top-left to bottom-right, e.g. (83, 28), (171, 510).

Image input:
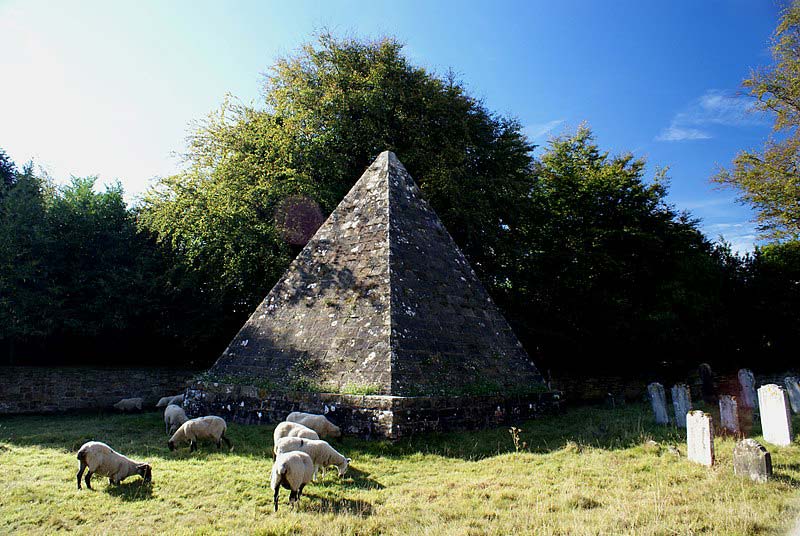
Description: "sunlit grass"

(1, 403), (798, 535)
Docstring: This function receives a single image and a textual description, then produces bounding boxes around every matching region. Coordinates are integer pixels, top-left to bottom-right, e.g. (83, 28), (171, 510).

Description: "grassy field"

(1, 403), (799, 535)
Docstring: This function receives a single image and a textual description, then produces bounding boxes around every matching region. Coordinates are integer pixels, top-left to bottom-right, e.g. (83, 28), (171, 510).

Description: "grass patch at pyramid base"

(185, 381), (561, 439)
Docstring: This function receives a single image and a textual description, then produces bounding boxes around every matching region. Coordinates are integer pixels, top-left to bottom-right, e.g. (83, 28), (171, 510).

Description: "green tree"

(0, 163), (52, 362)
(140, 33), (533, 337)
(499, 128), (739, 373)
(714, 1), (800, 240)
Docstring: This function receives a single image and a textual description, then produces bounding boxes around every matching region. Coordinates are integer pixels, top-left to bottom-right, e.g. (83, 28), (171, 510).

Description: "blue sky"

(0, 0), (781, 252)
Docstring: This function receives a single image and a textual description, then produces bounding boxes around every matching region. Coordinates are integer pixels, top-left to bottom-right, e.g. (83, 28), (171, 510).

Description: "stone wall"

(0, 366), (197, 414)
(185, 381), (560, 440)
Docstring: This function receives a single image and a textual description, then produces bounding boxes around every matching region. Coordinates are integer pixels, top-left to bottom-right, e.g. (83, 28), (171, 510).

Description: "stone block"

(733, 439), (772, 483)
(719, 395), (740, 436)
(687, 410), (715, 467)
(758, 384), (793, 446)
(648, 382), (669, 425)
(783, 376), (800, 414)
(738, 368), (757, 409)
(671, 383), (692, 428)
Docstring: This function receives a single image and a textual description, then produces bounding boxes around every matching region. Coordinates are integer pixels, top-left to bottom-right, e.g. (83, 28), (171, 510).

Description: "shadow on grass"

(103, 480), (154, 501)
(339, 466), (384, 490)
(301, 493), (373, 517)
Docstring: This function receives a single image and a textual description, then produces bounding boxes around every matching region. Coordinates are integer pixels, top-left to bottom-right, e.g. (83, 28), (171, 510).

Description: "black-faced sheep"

(76, 441), (151, 490)
(274, 437), (350, 480)
(270, 451), (314, 512)
(164, 404), (188, 436)
(286, 412), (342, 438)
(168, 415), (232, 452)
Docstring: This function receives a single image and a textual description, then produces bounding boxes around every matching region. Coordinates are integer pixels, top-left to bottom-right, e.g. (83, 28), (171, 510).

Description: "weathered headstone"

(648, 382), (669, 425)
(784, 376), (800, 414)
(758, 384), (793, 447)
(733, 438), (772, 483)
(671, 383), (692, 428)
(687, 410), (715, 466)
(719, 395), (740, 436)
(737, 368), (757, 409)
(699, 363), (716, 404)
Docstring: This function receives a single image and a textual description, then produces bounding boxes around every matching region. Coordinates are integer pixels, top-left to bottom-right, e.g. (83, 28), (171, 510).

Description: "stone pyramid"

(210, 151), (544, 396)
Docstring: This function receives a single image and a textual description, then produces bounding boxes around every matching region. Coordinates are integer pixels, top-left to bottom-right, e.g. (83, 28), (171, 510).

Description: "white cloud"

(656, 126), (711, 142)
(704, 221), (759, 254)
(656, 89), (768, 142)
(525, 119), (565, 141)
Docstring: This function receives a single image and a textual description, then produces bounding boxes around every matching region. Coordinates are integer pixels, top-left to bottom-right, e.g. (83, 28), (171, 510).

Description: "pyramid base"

(184, 381), (560, 440)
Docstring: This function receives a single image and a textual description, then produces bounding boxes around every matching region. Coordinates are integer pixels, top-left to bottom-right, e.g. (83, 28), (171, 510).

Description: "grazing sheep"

(286, 412), (342, 438)
(76, 441), (152, 490)
(113, 397), (143, 411)
(156, 394), (184, 408)
(168, 416), (232, 452)
(270, 451), (314, 512)
(274, 437), (351, 480)
(164, 404), (188, 436)
(273, 422), (319, 458)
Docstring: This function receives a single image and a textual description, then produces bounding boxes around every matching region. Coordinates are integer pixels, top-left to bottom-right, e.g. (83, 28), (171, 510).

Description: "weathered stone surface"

(738, 368), (758, 409)
(687, 410), (715, 466)
(671, 383), (692, 428)
(648, 383), (669, 425)
(184, 381), (560, 440)
(0, 367), (195, 414)
(733, 439), (772, 483)
(719, 395), (740, 436)
(758, 384), (793, 446)
(783, 376), (800, 414)
(209, 152), (544, 397)
(699, 363), (716, 404)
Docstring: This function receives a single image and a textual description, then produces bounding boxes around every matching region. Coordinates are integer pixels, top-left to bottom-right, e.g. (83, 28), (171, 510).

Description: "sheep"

(156, 394), (184, 408)
(168, 415), (232, 452)
(270, 451), (314, 512)
(113, 397), (143, 411)
(164, 404), (188, 436)
(274, 437), (351, 481)
(286, 411), (342, 438)
(272, 422), (319, 458)
(76, 441), (152, 490)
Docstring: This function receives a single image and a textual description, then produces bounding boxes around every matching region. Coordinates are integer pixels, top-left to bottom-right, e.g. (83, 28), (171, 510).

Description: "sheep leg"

(76, 461), (86, 489)
(85, 471), (94, 490)
(190, 440), (197, 453)
(298, 483), (306, 500)
(221, 434), (232, 450)
(289, 490), (297, 506)
(273, 487), (280, 512)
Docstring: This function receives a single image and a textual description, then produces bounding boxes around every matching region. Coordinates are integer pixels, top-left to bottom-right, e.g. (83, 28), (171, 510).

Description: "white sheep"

(273, 422), (319, 458)
(270, 451), (314, 512)
(113, 397), (143, 411)
(156, 394), (184, 408)
(286, 411), (342, 438)
(76, 441), (152, 490)
(168, 415), (232, 452)
(274, 437), (351, 481)
(164, 404), (188, 435)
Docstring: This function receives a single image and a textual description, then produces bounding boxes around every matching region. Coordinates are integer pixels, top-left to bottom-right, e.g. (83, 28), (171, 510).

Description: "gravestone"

(719, 395), (740, 436)
(671, 384), (692, 428)
(687, 410), (715, 466)
(699, 363), (716, 404)
(758, 384), (793, 447)
(784, 376), (800, 414)
(733, 439), (772, 483)
(737, 369), (758, 409)
(648, 382), (669, 425)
